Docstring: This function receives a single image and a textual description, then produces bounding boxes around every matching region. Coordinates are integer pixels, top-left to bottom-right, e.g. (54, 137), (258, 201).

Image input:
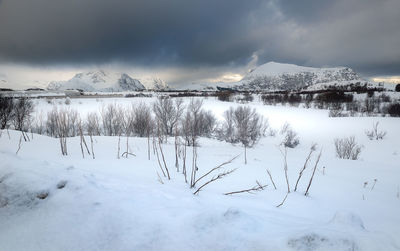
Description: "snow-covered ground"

(1, 96), (400, 250)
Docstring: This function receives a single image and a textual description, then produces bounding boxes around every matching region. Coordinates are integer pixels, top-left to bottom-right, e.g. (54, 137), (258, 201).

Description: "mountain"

(47, 70), (145, 92)
(231, 62), (363, 91)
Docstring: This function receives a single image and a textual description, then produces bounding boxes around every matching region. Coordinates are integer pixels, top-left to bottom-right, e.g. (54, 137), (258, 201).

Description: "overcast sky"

(0, 0), (399, 88)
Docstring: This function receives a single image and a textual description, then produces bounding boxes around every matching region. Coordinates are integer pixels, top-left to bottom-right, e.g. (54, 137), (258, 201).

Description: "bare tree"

(0, 95), (14, 130)
(221, 106), (266, 164)
(86, 112), (101, 136)
(101, 103), (125, 136)
(181, 99), (204, 146)
(12, 98), (34, 131)
(153, 97), (183, 137)
(132, 102), (153, 137)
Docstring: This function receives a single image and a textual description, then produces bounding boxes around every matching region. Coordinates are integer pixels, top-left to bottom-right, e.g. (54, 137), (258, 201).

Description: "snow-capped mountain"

(47, 70), (145, 92)
(232, 62), (363, 91)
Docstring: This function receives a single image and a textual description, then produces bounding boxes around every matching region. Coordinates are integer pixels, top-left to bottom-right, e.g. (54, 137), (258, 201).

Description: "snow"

(1, 96), (400, 250)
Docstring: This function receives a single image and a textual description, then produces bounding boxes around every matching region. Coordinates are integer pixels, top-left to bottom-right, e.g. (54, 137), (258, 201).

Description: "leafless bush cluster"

(181, 99), (216, 146)
(334, 136), (363, 160)
(46, 107), (79, 138)
(101, 103), (125, 136)
(153, 97), (184, 137)
(0, 95), (15, 129)
(219, 106), (266, 163)
(365, 121), (386, 140)
(280, 122), (300, 148)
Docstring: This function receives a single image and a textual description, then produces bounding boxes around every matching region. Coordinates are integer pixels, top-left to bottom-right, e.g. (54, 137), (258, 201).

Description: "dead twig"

(16, 133), (23, 155)
(294, 144), (316, 192)
(266, 169), (277, 190)
(193, 154), (240, 188)
(193, 168), (237, 195)
(278, 146), (290, 193)
(276, 192), (289, 208)
(224, 180), (267, 195)
(304, 149), (322, 196)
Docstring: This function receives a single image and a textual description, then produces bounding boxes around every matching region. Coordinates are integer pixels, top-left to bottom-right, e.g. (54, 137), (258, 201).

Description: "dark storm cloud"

(0, 0), (399, 77)
(0, 0), (266, 66)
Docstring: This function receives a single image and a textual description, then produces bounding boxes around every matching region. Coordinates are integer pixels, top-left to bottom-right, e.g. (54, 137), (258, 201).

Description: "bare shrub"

(101, 103), (125, 136)
(46, 107), (80, 155)
(132, 102), (153, 137)
(12, 98), (34, 131)
(31, 112), (46, 135)
(365, 121), (386, 140)
(334, 136), (363, 160)
(86, 112), (101, 136)
(181, 99), (204, 146)
(153, 97), (183, 137)
(387, 103), (400, 117)
(280, 123), (299, 148)
(219, 106), (266, 164)
(328, 103), (345, 117)
(64, 97), (71, 105)
(0, 95), (14, 129)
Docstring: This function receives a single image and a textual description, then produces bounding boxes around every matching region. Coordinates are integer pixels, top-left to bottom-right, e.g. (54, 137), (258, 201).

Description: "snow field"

(1, 96), (399, 250)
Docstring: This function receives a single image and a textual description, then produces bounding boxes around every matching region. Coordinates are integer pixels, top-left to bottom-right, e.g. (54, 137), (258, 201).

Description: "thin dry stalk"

(294, 144), (316, 192)
(156, 171), (164, 184)
(266, 169), (277, 190)
(117, 135), (121, 159)
(304, 149), (322, 196)
(190, 145), (198, 188)
(193, 168), (237, 195)
(224, 181), (267, 195)
(193, 155), (239, 188)
(182, 143), (187, 183)
(371, 179), (377, 191)
(158, 136), (170, 180)
(276, 192), (289, 208)
(90, 134), (95, 159)
(153, 136), (166, 177)
(147, 134), (150, 160)
(16, 133), (23, 154)
(174, 128), (179, 171)
(278, 146), (290, 193)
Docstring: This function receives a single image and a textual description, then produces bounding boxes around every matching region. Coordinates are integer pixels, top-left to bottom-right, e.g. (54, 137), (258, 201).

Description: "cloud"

(0, 0), (399, 81)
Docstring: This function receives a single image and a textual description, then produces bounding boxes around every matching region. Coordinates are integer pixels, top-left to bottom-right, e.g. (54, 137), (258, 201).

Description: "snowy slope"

(232, 62), (363, 91)
(47, 70), (145, 92)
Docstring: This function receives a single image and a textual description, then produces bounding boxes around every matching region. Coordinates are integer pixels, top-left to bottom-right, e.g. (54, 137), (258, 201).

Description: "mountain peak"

(48, 70), (145, 92)
(238, 62), (361, 91)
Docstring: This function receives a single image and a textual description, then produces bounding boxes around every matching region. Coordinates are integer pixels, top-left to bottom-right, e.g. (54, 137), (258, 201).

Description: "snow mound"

(329, 211), (365, 230)
(47, 70), (145, 92)
(287, 233), (359, 251)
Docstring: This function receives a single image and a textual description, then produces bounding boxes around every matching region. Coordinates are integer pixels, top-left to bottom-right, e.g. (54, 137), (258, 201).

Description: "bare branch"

(193, 168), (237, 195)
(305, 149), (323, 196)
(224, 181), (267, 195)
(266, 169), (277, 190)
(193, 154), (240, 188)
(276, 192), (289, 208)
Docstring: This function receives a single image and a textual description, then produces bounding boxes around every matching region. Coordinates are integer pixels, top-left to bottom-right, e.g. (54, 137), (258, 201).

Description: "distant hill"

(47, 70), (145, 92)
(233, 62), (363, 91)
